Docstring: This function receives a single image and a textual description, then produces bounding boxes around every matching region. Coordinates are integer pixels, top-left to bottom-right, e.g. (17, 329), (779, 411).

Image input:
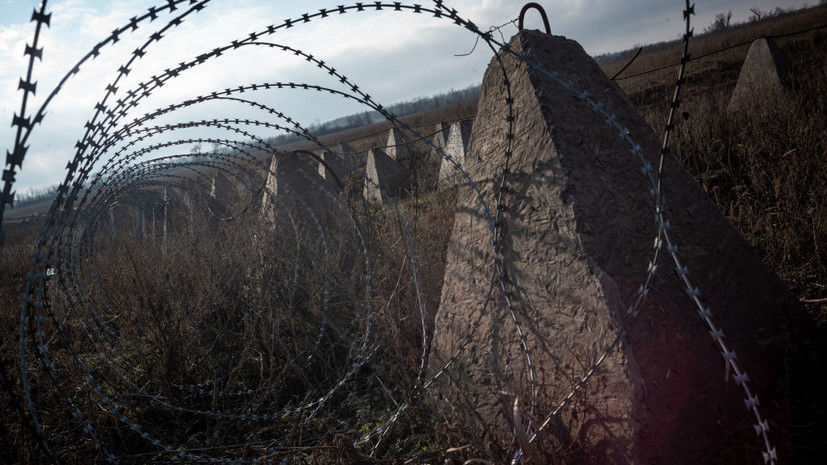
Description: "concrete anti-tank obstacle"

(205, 171), (235, 217)
(431, 122), (451, 150)
(317, 148), (369, 197)
(729, 37), (791, 111)
(315, 149), (348, 192)
(426, 122), (451, 188)
(106, 202), (146, 237)
(430, 30), (798, 464)
(331, 142), (369, 193)
(261, 152), (333, 227)
(363, 147), (409, 203)
(437, 120), (473, 188)
(334, 141), (365, 170)
(385, 127), (410, 162)
(337, 141), (355, 157)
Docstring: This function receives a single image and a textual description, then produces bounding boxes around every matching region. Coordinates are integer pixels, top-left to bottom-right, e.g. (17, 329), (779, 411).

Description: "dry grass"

(0, 152), (467, 464)
(2, 5), (826, 464)
(614, 7), (827, 312)
(608, 8), (827, 463)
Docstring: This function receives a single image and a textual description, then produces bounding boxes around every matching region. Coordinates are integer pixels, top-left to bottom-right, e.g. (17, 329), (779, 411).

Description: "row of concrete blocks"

(263, 120), (474, 208)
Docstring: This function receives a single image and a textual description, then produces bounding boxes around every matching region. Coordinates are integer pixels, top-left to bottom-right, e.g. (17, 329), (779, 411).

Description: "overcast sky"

(0, 0), (807, 194)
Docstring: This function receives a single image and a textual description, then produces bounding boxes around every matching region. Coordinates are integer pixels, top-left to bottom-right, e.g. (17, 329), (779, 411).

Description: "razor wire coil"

(1, 1), (778, 464)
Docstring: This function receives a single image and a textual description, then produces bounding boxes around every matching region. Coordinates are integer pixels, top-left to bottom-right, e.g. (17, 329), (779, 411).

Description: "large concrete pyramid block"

(430, 31), (797, 464)
(385, 127), (410, 161)
(428, 122), (452, 188)
(336, 141), (364, 169)
(363, 147), (408, 203)
(337, 142), (354, 154)
(107, 203), (140, 233)
(319, 143), (366, 197)
(431, 122), (451, 150)
(206, 171), (235, 216)
(448, 120), (473, 151)
(261, 151), (331, 225)
(316, 150), (347, 191)
(729, 38), (791, 111)
(437, 120), (474, 188)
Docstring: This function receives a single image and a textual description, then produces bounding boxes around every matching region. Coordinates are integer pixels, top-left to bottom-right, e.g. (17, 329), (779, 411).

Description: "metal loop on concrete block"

(518, 3), (550, 34)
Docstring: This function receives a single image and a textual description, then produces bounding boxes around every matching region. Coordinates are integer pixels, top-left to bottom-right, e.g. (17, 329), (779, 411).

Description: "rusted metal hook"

(518, 3), (551, 34)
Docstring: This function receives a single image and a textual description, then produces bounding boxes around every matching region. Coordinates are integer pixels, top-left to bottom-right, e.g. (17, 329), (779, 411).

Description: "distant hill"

(593, 3), (819, 66)
(264, 84), (480, 147)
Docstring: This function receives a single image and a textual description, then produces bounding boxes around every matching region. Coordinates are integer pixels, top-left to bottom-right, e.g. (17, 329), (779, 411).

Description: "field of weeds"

(1, 5), (826, 464)
(615, 7), (827, 462)
(612, 6), (827, 312)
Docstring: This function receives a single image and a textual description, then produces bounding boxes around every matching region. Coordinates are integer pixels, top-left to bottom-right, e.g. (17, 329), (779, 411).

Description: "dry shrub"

(624, 23), (827, 463)
(0, 161), (465, 463)
(4, 8), (826, 464)
(629, 26), (827, 306)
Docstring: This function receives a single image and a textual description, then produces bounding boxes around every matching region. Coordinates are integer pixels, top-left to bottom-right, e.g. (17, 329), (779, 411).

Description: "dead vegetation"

(1, 5), (826, 464)
(613, 7), (827, 463)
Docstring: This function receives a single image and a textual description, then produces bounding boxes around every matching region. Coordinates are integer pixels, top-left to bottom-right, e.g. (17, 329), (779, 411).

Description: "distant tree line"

(264, 84), (480, 147)
(10, 184), (59, 209)
(593, 3), (816, 65)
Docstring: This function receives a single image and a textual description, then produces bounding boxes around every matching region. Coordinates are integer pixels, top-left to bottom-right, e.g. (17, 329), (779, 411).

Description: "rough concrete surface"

(317, 150), (348, 190)
(261, 152), (334, 227)
(385, 127), (410, 161)
(430, 30), (797, 464)
(437, 120), (474, 188)
(729, 38), (791, 111)
(363, 147), (409, 203)
(336, 141), (365, 169)
(432, 122), (451, 150)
